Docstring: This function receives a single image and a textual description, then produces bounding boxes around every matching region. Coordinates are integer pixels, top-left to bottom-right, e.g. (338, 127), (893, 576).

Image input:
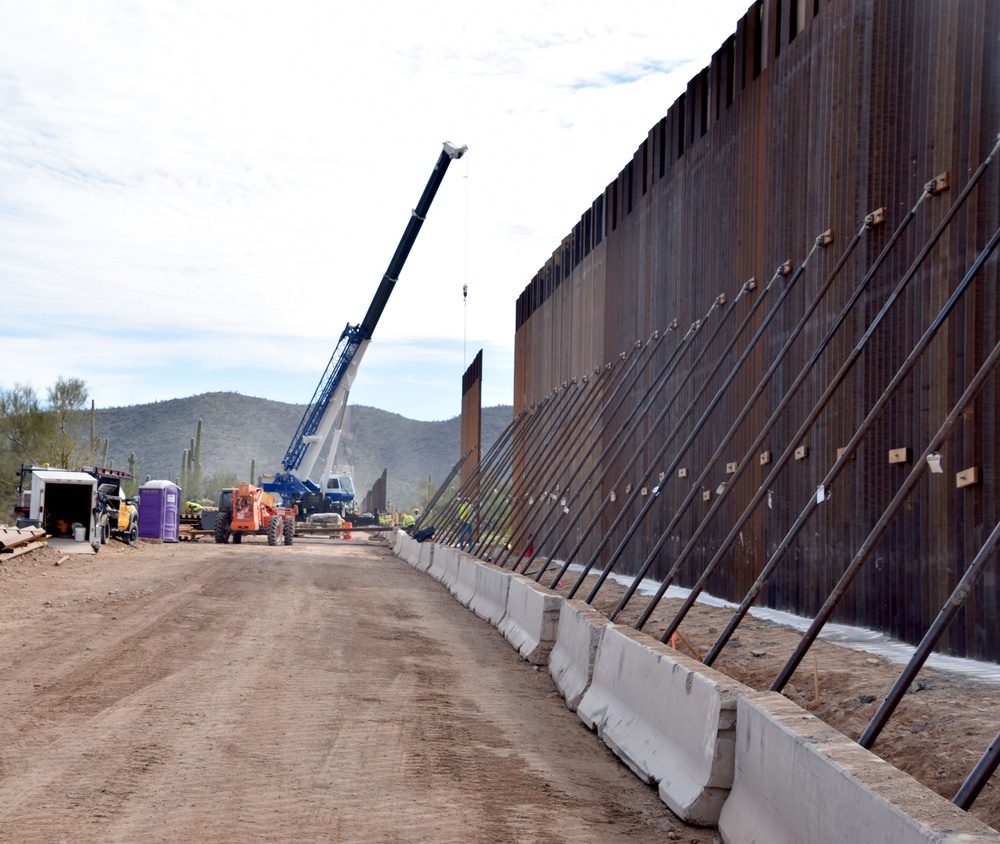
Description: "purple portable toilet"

(138, 480), (181, 542)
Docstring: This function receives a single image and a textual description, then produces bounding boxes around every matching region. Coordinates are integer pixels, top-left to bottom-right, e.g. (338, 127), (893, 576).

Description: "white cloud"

(0, 0), (752, 420)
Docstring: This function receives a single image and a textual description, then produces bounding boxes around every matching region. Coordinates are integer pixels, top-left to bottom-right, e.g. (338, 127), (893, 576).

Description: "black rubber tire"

(283, 518), (294, 546)
(100, 519), (110, 545)
(232, 532), (242, 544)
(214, 511), (231, 544)
(128, 518), (138, 547)
(267, 515), (282, 546)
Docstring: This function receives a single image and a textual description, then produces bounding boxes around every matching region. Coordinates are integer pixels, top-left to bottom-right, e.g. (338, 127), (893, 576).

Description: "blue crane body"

(262, 142), (467, 519)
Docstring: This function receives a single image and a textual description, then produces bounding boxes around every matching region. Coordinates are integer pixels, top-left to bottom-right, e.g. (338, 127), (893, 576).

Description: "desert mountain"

(90, 392), (512, 512)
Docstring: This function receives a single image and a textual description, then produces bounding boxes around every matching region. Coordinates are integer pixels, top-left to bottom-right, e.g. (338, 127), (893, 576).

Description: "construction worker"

(457, 498), (474, 549)
(401, 511), (415, 529)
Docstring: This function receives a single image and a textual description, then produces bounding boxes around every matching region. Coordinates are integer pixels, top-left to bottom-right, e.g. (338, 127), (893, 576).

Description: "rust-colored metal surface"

(460, 350), (484, 508)
(358, 468), (387, 516)
(512, 0), (1000, 661)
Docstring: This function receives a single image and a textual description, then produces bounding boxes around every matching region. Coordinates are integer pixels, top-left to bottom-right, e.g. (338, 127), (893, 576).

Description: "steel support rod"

(585, 238), (825, 606)
(500, 331), (671, 570)
(498, 346), (648, 571)
(524, 318), (699, 580)
(697, 141), (1000, 663)
(771, 328), (1000, 692)
(609, 224), (862, 619)
(542, 294), (732, 589)
(472, 370), (597, 557)
(478, 382), (590, 550)
(704, 221), (1000, 663)
(633, 181), (934, 636)
(491, 359), (615, 566)
(439, 399), (544, 545)
(432, 408), (523, 532)
(563, 274), (772, 597)
(468, 382), (580, 552)
(413, 447), (475, 531)
(447, 390), (561, 547)
(954, 728), (1000, 812)
(499, 336), (657, 570)
(860, 514), (1000, 750)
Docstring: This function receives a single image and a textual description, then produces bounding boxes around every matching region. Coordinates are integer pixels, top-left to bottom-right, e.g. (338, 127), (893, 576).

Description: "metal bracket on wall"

(956, 467), (979, 488)
(925, 171), (950, 195)
(864, 206), (887, 228)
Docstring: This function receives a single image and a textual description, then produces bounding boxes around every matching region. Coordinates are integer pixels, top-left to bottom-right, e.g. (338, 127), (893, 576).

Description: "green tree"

(0, 378), (89, 518)
(1, 384), (52, 515)
(0, 384), (51, 458)
(47, 377), (88, 469)
(417, 473), (438, 510)
(199, 470), (241, 506)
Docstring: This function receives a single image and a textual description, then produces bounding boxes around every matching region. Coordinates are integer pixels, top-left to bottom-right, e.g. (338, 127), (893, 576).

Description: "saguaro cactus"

(190, 421), (201, 498)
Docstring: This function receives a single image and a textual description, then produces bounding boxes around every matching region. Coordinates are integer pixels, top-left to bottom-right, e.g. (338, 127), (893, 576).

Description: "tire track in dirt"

(0, 550), (298, 840)
(0, 539), (714, 843)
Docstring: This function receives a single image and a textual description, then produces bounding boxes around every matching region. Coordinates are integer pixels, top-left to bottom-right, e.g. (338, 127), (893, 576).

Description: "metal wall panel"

(511, 0), (1000, 660)
(460, 350), (483, 496)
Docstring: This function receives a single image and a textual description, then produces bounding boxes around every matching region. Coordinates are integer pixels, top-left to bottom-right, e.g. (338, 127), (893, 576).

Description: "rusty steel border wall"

(359, 468), (387, 516)
(460, 350), (484, 500)
(511, 0), (1000, 661)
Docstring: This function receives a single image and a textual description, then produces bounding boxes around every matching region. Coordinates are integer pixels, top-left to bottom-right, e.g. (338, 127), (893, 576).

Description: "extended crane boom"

(263, 141), (467, 518)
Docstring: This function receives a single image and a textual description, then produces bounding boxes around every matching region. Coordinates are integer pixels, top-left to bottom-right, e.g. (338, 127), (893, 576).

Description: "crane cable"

(463, 155), (470, 370)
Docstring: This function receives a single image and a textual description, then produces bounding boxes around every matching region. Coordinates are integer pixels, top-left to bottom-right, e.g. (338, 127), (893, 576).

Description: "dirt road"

(0, 536), (716, 843)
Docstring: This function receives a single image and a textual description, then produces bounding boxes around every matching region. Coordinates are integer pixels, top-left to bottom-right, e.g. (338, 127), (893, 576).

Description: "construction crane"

(262, 141), (468, 519)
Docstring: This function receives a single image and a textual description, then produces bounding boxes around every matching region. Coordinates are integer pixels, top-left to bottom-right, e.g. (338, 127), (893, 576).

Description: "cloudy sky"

(1, 0), (751, 422)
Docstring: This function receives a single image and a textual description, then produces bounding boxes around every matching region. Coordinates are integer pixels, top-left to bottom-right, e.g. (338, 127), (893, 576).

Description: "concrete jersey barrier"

(400, 534), (419, 566)
(390, 537), (997, 839)
(719, 692), (1000, 844)
(549, 598), (611, 712)
(415, 539), (435, 572)
(428, 544), (459, 587)
(577, 625), (746, 827)
(467, 562), (512, 627)
(441, 547), (462, 590)
(497, 574), (561, 666)
(424, 542), (445, 580)
(406, 535), (423, 567)
(451, 556), (478, 607)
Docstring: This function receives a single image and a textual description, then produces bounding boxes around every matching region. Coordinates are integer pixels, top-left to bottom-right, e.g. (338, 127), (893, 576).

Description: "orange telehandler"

(213, 483), (296, 546)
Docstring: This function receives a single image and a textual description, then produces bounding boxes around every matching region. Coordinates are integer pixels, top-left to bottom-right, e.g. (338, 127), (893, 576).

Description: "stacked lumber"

(0, 527), (47, 559)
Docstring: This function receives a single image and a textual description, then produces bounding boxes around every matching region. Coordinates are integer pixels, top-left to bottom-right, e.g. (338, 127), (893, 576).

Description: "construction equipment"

(213, 483), (296, 546)
(83, 466), (139, 546)
(261, 141), (467, 520)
